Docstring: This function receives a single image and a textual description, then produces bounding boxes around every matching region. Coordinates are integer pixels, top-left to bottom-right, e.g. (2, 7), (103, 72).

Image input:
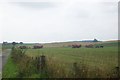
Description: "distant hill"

(43, 40), (119, 48)
(104, 40), (120, 42)
(43, 41), (101, 48)
(2, 40), (119, 49)
(81, 39), (99, 42)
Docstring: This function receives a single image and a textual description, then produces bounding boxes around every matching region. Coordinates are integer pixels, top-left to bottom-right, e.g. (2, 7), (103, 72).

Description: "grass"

(26, 47), (118, 64)
(25, 46), (118, 78)
(2, 56), (19, 78)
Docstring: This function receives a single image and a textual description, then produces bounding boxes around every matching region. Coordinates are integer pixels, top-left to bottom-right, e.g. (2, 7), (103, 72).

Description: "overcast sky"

(0, 0), (119, 43)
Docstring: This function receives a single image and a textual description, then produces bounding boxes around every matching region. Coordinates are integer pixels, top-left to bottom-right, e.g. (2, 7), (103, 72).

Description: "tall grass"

(45, 56), (118, 78)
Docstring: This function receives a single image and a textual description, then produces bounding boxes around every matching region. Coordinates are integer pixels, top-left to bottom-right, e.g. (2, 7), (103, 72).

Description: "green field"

(25, 47), (118, 77)
(2, 41), (119, 78)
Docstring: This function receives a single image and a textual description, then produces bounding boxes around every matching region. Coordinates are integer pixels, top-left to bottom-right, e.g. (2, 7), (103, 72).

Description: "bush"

(11, 47), (38, 78)
(17, 56), (38, 77)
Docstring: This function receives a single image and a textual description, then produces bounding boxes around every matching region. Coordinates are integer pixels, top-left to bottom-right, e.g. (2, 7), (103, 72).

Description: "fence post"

(39, 55), (46, 77)
(35, 55), (46, 76)
(36, 57), (40, 71)
(40, 55), (46, 70)
(115, 66), (119, 78)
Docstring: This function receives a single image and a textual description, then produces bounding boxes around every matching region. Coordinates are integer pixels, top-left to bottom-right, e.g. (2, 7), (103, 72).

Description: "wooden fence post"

(38, 55), (46, 77)
(36, 57), (40, 71)
(34, 55), (46, 75)
(115, 66), (119, 78)
(40, 55), (46, 70)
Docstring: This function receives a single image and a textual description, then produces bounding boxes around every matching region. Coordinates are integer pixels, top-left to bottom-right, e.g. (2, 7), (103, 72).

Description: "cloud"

(10, 2), (56, 9)
(0, 0), (118, 42)
(98, 2), (118, 13)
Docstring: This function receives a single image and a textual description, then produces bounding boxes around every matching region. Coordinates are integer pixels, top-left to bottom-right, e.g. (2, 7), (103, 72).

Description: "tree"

(20, 42), (23, 45)
(93, 39), (98, 42)
(12, 42), (17, 46)
(3, 42), (8, 45)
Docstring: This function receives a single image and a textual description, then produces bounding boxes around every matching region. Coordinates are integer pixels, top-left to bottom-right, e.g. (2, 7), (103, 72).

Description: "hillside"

(43, 40), (118, 48)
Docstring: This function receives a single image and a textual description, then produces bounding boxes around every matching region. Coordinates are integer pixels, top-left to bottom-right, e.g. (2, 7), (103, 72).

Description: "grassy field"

(25, 47), (118, 77)
(26, 41), (118, 78)
(2, 41), (119, 78)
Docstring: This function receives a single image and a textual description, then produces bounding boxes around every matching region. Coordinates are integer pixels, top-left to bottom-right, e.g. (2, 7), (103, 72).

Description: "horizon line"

(0, 39), (119, 44)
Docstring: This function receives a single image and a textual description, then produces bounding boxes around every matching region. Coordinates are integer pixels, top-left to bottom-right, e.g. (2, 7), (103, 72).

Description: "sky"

(0, 0), (119, 43)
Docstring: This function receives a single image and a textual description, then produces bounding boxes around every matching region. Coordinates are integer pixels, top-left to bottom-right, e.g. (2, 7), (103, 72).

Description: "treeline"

(2, 42), (23, 45)
(2, 42), (23, 50)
